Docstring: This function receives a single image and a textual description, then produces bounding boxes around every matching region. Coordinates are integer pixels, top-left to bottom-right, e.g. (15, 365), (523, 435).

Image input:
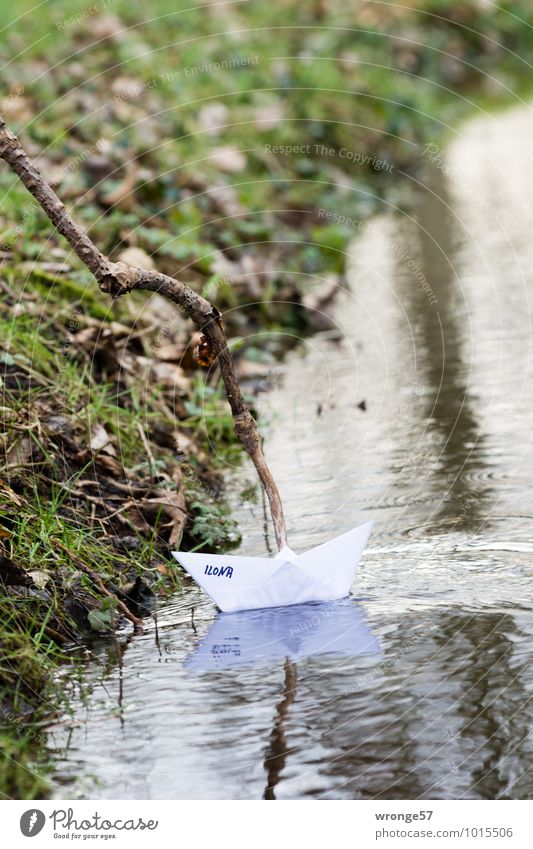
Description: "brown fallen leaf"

(208, 146), (246, 173)
(74, 326), (98, 346)
(28, 569), (50, 590)
(127, 292), (183, 329)
(92, 14), (127, 40)
(198, 102), (229, 135)
(148, 360), (190, 391)
(154, 343), (185, 362)
(5, 435), (32, 467)
(0, 478), (24, 507)
(127, 489), (187, 546)
(90, 423), (116, 454)
(19, 261), (72, 275)
(100, 163), (139, 211)
(302, 275), (340, 331)
(42, 414), (74, 441)
(209, 184), (245, 217)
(171, 465), (182, 487)
(117, 246), (155, 271)
(111, 76), (144, 100)
(95, 453), (127, 478)
(254, 102), (284, 131)
(2, 94), (32, 123)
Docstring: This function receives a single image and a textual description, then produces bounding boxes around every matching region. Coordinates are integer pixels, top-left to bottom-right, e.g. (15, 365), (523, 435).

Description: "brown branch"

(0, 117), (287, 549)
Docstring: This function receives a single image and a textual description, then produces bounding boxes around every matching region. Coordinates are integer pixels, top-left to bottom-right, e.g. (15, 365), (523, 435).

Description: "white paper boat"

(184, 599), (381, 671)
(172, 521), (373, 613)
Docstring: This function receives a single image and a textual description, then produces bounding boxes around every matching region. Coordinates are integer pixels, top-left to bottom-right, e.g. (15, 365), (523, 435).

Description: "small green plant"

(184, 474), (240, 551)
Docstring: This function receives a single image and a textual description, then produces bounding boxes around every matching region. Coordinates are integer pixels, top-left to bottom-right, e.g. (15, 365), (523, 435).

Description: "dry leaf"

(254, 103), (283, 131)
(95, 453), (126, 477)
(2, 95), (32, 123)
(302, 275), (340, 331)
(128, 489), (186, 546)
(91, 13), (125, 40)
(117, 246), (155, 271)
(28, 570), (50, 590)
(101, 163), (139, 210)
(210, 184), (245, 217)
(154, 343), (184, 362)
(0, 479), (23, 507)
(198, 102), (229, 135)
(90, 423), (115, 454)
(5, 436), (32, 467)
(208, 146), (246, 173)
(19, 261), (72, 275)
(74, 326), (98, 346)
(149, 360), (190, 391)
(111, 76), (144, 99)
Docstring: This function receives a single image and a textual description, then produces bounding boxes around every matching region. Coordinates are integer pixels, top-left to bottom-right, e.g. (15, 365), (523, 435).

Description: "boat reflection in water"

(185, 599), (381, 672)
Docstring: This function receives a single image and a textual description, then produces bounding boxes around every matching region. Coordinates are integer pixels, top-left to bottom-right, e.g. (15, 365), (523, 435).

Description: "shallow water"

(48, 107), (533, 799)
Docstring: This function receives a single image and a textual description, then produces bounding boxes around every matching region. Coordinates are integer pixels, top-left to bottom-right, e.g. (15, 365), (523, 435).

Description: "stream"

(47, 106), (533, 800)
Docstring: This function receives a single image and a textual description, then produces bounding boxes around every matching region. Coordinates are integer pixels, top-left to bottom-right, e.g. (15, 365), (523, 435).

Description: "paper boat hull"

(172, 521), (372, 613)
